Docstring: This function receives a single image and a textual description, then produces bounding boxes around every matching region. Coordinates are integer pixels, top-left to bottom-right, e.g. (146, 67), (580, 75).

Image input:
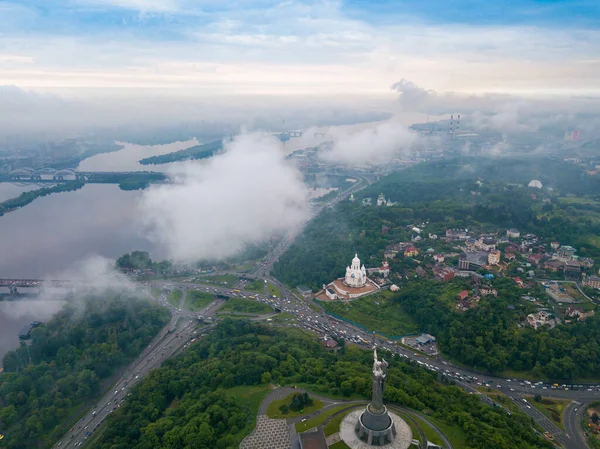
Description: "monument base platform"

(340, 409), (412, 449)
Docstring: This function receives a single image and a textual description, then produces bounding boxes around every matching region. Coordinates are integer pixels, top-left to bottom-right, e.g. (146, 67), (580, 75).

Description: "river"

(0, 299), (67, 364)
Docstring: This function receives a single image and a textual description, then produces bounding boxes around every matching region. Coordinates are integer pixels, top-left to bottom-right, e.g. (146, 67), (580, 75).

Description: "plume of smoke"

(318, 118), (419, 166)
(138, 131), (310, 262)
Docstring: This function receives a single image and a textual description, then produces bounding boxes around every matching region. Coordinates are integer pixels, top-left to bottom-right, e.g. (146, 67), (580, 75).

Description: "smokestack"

(457, 114), (460, 134)
(450, 114), (453, 134)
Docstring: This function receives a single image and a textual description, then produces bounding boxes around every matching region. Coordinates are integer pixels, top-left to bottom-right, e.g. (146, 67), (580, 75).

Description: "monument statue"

(370, 346), (388, 414)
(341, 339), (413, 448)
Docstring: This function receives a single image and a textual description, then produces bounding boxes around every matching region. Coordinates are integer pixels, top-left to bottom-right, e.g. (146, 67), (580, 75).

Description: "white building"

(345, 254), (367, 288)
(506, 229), (520, 239)
(377, 193), (386, 206)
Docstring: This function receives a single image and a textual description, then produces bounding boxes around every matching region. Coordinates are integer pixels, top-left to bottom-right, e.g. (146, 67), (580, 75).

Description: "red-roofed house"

(514, 277), (524, 288)
(457, 290), (469, 301)
(404, 247), (419, 257)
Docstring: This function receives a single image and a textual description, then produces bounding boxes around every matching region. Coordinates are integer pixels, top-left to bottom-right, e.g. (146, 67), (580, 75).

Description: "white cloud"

(318, 118), (419, 166)
(138, 131), (310, 262)
(72, 0), (182, 12)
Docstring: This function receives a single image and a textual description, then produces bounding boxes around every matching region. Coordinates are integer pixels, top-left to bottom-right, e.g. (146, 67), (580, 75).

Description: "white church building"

(323, 254), (379, 300)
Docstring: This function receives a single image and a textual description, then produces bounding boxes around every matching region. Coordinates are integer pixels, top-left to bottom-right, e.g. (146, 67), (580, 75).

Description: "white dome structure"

(528, 179), (543, 189)
(345, 254), (367, 288)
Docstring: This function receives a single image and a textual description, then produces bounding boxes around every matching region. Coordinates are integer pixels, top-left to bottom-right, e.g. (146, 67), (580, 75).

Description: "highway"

(50, 178), (596, 448)
(52, 293), (219, 449)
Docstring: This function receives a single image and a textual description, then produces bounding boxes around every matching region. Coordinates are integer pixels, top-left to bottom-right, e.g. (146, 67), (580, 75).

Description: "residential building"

(433, 264), (455, 281)
(384, 249), (398, 260)
(583, 275), (600, 289)
(476, 237), (497, 251)
(514, 277), (524, 288)
(404, 247), (419, 257)
(550, 242), (560, 250)
(480, 287), (498, 297)
(506, 228), (520, 239)
(445, 229), (469, 241)
(390, 284), (400, 292)
(321, 338), (338, 349)
(557, 245), (577, 260)
(488, 250), (501, 265)
(581, 257), (595, 268)
(457, 290), (469, 301)
(433, 254), (445, 263)
(505, 253), (516, 261)
(527, 311), (557, 330)
(528, 253), (544, 265)
(544, 260), (564, 272)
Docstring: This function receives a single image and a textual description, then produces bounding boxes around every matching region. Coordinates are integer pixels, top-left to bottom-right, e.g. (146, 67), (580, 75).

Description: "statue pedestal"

(340, 408), (412, 449)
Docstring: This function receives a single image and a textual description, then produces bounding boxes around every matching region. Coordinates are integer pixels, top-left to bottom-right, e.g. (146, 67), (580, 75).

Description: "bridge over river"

(0, 168), (167, 183)
(0, 279), (90, 296)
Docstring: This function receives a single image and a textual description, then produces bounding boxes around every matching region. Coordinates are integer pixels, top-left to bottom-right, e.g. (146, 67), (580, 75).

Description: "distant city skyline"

(1, 0), (599, 96)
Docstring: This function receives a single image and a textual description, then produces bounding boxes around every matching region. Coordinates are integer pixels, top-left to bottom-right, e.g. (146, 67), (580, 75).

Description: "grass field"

(185, 291), (215, 311)
(527, 397), (571, 431)
(411, 415), (445, 446)
(318, 291), (419, 337)
(266, 393), (324, 419)
(323, 407), (359, 436)
(196, 274), (238, 285)
(295, 405), (350, 433)
(246, 279), (266, 293)
(267, 283), (282, 298)
(219, 298), (273, 315)
(428, 416), (468, 449)
(226, 385), (272, 439)
(271, 312), (296, 323)
(167, 288), (183, 307)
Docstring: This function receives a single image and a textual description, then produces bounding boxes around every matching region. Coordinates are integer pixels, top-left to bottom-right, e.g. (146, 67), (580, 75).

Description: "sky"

(1, 0), (599, 96)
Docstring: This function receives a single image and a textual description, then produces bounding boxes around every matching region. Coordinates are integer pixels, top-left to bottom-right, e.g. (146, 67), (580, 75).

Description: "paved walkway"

(240, 415), (292, 449)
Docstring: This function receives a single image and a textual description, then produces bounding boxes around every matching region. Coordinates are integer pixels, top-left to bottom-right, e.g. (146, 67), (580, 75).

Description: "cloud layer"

(138, 132), (310, 262)
(318, 119), (419, 166)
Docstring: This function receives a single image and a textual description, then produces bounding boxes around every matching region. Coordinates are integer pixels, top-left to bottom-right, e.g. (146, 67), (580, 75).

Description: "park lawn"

(167, 289), (183, 307)
(246, 279), (265, 293)
(295, 405), (350, 433)
(185, 291), (215, 311)
(219, 298), (272, 315)
(410, 415), (445, 446)
(318, 291), (419, 337)
(428, 416), (469, 449)
(267, 283), (282, 298)
(266, 393), (324, 419)
(324, 407), (360, 437)
(527, 396), (571, 431)
(227, 385), (272, 414)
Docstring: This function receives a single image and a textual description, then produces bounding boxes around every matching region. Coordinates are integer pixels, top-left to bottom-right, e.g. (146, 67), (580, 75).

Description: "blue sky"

(1, 0), (599, 95)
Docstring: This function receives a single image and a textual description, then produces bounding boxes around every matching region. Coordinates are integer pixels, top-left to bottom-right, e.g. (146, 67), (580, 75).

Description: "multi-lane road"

(51, 176), (597, 448)
(52, 297), (218, 448)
